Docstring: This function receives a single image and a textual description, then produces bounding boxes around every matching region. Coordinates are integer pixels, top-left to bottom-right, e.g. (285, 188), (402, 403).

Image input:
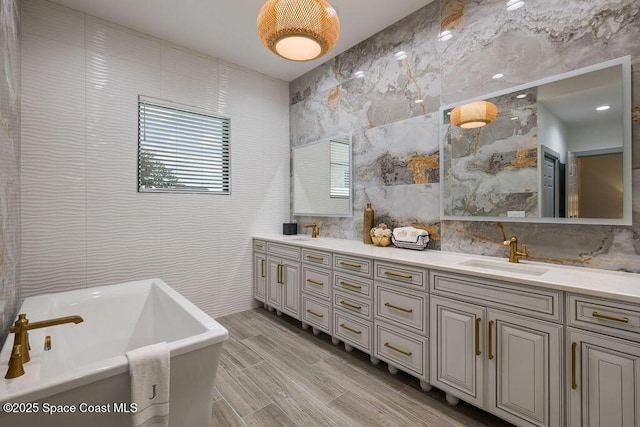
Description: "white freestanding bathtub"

(0, 278), (228, 427)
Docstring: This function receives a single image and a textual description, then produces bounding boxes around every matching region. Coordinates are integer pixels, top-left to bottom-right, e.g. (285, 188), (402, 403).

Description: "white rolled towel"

(126, 342), (170, 427)
(392, 227), (429, 243)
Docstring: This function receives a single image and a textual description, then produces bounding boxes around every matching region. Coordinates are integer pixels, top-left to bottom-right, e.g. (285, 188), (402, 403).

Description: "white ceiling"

(48, 0), (433, 82)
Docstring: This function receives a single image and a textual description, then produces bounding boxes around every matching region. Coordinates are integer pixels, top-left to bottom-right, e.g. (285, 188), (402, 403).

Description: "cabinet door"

(266, 257), (282, 310)
(430, 296), (485, 407)
(568, 328), (640, 427)
(488, 310), (562, 427)
(281, 259), (300, 319)
(254, 252), (266, 302)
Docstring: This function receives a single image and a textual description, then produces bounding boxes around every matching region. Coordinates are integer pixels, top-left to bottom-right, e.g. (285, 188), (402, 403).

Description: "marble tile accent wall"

(0, 0), (20, 346)
(20, 0), (290, 317)
(291, 0), (640, 272)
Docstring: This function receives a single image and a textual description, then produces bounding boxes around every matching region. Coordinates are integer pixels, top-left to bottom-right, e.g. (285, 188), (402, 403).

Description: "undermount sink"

(459, 259), (549, 276)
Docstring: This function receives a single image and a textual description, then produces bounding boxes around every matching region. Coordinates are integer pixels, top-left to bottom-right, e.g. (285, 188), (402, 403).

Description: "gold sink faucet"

(304, 223), (320, 238)
(503, 235), (528, 263)
(5, 314), (84, 379)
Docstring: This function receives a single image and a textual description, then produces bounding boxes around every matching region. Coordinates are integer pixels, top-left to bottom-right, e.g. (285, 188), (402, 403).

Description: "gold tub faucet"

(503, 235), (528, 263)
(5, 314), (83, 379)
(304, 223), (320, 238)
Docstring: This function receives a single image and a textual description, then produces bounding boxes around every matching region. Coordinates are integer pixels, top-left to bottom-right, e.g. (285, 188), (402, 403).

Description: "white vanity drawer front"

(375, 284), (428, 336)
(253, 239), (266, 253)
(568, 294), (640, 342)
(334, 254), (372, 277)
(302, 266), (331, 299)
(334, 310), (372, 353)
(302, 295), (331, 333)
(302, 248), (332, 267)
(333, 272), (372, 299)
(266, 242), (301, 260)
(374, 321), (428, 380)
(375, 261), (427, 290)
(334, 291), (372, 321)
(430, 270), (562, 323)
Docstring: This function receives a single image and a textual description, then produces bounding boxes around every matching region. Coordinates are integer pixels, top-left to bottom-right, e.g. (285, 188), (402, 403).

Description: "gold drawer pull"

(384, 342), (412, 357)
(384, 302), (413, 313)
(340, 323), (362, 335)
(488, 320), (494, 360)
(475, 317), (481, 356)
(261, 259), (265, 278)
(571, 342), (578, 390)
(384, 271), (413, 280)
(306, 309), (324, 318)
(340, 261), (362, 269)
(340, 301), (362, 310)
(306, 279), (324, 287)
(306, 255), (324, 262)
(592, 311), (629, 323)
(277, 264), (283, 284)
(339, 281), (362, 290)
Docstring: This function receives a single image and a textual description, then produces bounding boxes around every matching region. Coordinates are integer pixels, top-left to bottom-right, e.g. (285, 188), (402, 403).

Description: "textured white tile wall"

(20, 0), (290, 317)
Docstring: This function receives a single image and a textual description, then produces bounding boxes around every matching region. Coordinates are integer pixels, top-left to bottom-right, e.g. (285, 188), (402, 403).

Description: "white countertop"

(254, 234), (640, 304)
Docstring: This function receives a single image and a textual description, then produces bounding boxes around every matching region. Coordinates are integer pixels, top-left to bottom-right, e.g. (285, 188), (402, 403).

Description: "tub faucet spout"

(5, 314), (84, 379)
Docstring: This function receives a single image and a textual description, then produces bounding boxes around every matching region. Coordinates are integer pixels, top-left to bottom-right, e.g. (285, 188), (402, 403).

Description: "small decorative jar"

(370, 223), (392, 247)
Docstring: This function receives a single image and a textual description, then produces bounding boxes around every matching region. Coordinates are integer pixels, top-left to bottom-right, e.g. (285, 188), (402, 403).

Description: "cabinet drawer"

(374, 321), (428, 380)
(334, 291), (372, 321)
(253, 239), (266, 253)
(334, 254), (372, 277)
(333, 272), (372, 299)
(302, 295), (331, 334)
(568, 294), (640, 342)
(375, 262), (427, 291)
(266, 242), (301, 260)
(375, 284), (428, 336)
(334, 310), (372, 353)
(302, 248), (332, 267)
(302, 266), (331, 299)
(430, 270), (563, 323)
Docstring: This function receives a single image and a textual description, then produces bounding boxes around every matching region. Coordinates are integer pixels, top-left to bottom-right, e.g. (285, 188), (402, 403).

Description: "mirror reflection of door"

(576, 150), (623, 219)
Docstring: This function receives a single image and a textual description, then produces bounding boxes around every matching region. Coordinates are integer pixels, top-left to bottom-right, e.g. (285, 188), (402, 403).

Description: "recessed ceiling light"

(414, 99), (424, 104)
(447, 112), (451, 116)
(510, 117), (519, 120)
(596, 105), (611, 111)
(516, 94), (527, 99)
(438, 30), (453, 42)
(506, 0), (525, 11)
(394, 51), (407, 60)
(354, 71), (365, 78)
(492, 73), (504, 80)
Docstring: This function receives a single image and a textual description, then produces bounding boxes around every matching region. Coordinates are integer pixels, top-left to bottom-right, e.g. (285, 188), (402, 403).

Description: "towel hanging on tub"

(126, 342), (170, 427)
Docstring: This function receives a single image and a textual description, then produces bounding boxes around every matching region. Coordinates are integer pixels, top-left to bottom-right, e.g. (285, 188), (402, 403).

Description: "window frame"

(137, 95), (231, 195)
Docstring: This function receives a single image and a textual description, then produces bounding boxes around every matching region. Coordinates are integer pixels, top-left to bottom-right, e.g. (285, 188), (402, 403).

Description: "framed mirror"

(293, 135), (352, 217)
(440, 56), (632, 225)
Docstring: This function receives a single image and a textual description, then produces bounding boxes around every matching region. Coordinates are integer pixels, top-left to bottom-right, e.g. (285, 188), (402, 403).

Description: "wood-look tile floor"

(212, 308), (514, 427)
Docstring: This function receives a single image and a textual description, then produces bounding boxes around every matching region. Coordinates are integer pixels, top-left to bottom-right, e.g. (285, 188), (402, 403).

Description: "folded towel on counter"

(392, 227), (429, 243)
(126, 342), (170, 427)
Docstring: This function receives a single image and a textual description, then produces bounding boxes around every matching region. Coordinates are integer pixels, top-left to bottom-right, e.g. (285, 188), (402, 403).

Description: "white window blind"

(138, 96), (230, 193)
(330, 139), (350, 198)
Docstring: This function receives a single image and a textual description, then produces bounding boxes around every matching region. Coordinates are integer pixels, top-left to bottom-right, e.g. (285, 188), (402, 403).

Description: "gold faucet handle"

(521, 244), (528, 256)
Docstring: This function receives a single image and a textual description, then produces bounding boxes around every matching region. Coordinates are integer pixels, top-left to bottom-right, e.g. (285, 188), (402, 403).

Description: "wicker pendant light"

(257, 0), (340, 61)
(450, 101), (499, 129)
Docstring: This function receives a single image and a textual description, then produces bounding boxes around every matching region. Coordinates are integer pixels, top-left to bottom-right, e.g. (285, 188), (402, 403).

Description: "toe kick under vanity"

(252, 236), (640, 427)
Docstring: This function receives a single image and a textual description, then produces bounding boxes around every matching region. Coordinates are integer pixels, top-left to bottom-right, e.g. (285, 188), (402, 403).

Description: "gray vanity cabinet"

(430, 271), (563, 427)
(265, 242), (301, 320)
(566, 294), (640, 427)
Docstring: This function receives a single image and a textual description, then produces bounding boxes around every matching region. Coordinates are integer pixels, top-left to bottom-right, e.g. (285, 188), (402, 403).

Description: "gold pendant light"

(257, 0), (340, 62)
(450, 100), (499, 129)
